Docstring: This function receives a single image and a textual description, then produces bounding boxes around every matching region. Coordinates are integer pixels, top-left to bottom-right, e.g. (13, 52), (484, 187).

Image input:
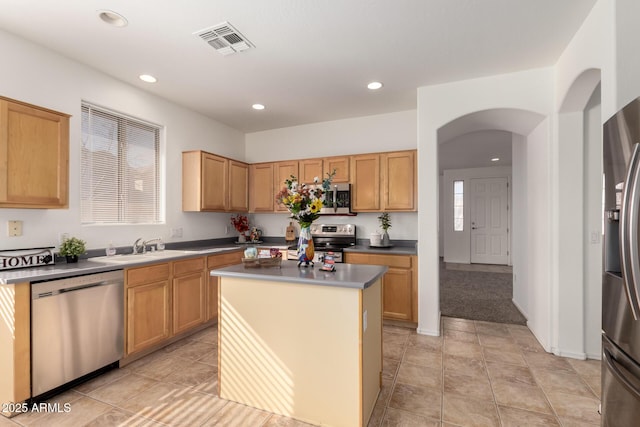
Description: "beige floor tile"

(545, 390), (601, 425)
(11, 390), (85, 426)
(474, 321), (511, 338)
(87, 373), (158, 405)
(522, 351), (573, 372)
(477, 333), (517, 349)
(533, 368), (595, 398)
(396, 362), (442, 389)
(169, 340), (217, 362)
(384, 342), (407, 360)
(162, 360), (217, 387)
(497, 405), (560, 427)
(120, 381), (227, 426)
(188, 326), (218, 344)
(442, 393), (499, 427)
(567, 358), (601, 377)
(201, 400), (270, 426)
(444, 354), (487, 378)
(128, 353), (183, 381)
(443, 317), (477, 333)
(403, 346), (442, 369)
(23, 396), (112, 427)
(384, 357), (400, 375)
(0, 415), (18, 426)
(389, 382), (442, 420)
(190, 376), (219, 396)
(263, 413), (317, 426)
(481, 347), (527, 367)
(485, 361), (537, 387)
(444, 328), (479, 344)
(444, 371), (494, 402)
(384, 325), (413, 336)
(82, 407), (165, 427)
(73, 367), (131, 394)
(558, 417), (601, 427)
(161, 338), (195, 354)
(583, 374), (602, 398)
(490, 379), (554, 415)
(512, 335), (546, 353)
(366, 403), (385, 427)
(381, 407), (440, 426)
(197, 348), (218, 366)
(444, 340), (483, 359)
(407, 334), (443, 352)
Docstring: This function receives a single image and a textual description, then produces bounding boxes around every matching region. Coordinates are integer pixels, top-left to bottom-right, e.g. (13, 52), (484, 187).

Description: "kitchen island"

(211, 262), (387, 427)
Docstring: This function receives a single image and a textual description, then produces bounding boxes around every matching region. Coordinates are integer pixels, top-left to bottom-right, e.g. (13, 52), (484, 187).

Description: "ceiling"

(0, 0), (596, 133)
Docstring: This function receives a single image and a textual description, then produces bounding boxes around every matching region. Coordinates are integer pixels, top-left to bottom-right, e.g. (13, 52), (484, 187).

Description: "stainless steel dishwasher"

(31, 270), (124, 397)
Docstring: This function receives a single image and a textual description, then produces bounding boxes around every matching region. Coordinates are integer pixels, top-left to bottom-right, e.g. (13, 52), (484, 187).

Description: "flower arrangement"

(58, 236), (86, 257)
(230, 214), (249, 234)
(276, 171), (336, 228)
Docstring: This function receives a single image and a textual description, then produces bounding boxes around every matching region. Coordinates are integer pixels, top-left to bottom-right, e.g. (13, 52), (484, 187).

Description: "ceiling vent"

(194, 21), (254, 56)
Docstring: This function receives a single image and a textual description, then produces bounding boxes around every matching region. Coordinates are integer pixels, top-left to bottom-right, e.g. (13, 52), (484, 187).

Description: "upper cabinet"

(0, 97), (69, 208)
(273, 160), (299, 212)
(249, 162), (274, 212)
(299, 158), (323, 184)
(324, 156), (350, 183)
(182, 150), (248, 212)
(351, 150), (416, 212)
(382, 150), (416, 211)
(351, 154), (381, 211)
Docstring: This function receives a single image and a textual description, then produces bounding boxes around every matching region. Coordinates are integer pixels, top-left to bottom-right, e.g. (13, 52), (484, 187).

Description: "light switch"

(8, 220), (23, 237)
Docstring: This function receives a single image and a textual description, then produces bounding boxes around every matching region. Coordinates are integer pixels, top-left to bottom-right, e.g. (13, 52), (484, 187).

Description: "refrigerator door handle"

(604, 347), (640, 399)
(620, 142), (640, 320)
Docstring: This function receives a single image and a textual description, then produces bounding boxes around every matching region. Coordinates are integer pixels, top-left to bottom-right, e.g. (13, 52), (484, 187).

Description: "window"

(81, 103), (161, 224)
(453, 180), (464, 231)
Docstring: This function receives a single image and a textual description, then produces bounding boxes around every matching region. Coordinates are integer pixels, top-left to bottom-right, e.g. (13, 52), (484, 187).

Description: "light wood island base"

(213, 263), (385, 427)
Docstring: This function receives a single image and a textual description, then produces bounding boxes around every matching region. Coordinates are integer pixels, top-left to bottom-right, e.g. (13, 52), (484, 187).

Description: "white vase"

(238, 234), (246, 243)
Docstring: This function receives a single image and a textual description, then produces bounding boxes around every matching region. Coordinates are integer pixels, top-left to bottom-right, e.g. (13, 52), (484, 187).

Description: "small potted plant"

(378, 212), (392, 246)
(59, 236), (86, 263)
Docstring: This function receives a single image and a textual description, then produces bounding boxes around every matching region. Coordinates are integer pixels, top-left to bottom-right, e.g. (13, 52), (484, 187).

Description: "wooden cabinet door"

(202, 152), (228, 211)
(299, 158), (324, 184)
(0, 98), (69, 208)
(173, 271), (206, 334)
(228, 160), (249, 212)
(324, 156), (350, 183)
(274, 160), (299, 212)
(382, 268), (413, 321)
(206, 276), (219, 321)
(382, 150), (416, 211)
(250, 163), (274, 212)
(126, 280), (171, 355)
(351, 154), (380, 211)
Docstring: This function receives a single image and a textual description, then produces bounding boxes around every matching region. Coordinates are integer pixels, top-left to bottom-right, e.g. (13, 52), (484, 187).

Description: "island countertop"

(210, 261), (387, 289)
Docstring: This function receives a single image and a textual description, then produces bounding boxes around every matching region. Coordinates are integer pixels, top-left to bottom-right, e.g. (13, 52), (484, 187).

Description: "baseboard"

(511, 298), (529, 320)
(552, 348), (587, 361)
(587, 351), (602, 361)
(416, 311), (441, 336)
(527, 323), (551, 353)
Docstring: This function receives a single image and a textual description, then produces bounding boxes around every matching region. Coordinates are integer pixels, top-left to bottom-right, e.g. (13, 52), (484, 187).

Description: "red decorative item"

(230, 214), (249, 234)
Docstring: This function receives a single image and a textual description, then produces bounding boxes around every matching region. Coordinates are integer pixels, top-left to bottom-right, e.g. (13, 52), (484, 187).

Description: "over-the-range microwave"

(320, 183), (351, 214)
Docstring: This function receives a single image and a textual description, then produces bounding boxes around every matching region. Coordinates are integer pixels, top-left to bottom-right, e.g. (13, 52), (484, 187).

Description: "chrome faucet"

(132, 238), (144, 254)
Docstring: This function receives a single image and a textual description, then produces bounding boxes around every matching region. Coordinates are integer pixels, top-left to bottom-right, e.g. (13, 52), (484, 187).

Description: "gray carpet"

(439, 262), (527, 325)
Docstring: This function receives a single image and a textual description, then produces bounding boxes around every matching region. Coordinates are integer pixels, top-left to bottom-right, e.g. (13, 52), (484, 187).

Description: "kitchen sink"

(88, 250), (195, 264)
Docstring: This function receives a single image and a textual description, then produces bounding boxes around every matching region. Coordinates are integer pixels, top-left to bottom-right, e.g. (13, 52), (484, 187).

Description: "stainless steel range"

(287, 223), (356, 263)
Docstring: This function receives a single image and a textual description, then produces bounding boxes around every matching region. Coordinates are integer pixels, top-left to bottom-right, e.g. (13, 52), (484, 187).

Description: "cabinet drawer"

(173, 257), (205, 276)
(368, 254), (411, 269)
(208, 251), (242, 268)
(126, 263), (171, 287)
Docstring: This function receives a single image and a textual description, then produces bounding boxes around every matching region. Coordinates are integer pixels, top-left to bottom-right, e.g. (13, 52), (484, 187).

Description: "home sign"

(0, 248), (54, 270)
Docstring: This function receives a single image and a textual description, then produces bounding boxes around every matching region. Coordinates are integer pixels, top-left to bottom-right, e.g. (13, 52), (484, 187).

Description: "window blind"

(81, 103), (161, 224)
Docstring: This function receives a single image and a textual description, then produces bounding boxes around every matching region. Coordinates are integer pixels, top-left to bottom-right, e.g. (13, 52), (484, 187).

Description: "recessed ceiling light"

(98, 10), (128, 28)
(491, 157), (500, 162)
(367, 81), (383, 90)
(252, 104), (265, 110)
(139, 74), (157, 83)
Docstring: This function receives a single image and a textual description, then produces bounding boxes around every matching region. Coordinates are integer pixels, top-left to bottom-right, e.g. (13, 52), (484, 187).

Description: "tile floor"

(2, 317), (601, 427)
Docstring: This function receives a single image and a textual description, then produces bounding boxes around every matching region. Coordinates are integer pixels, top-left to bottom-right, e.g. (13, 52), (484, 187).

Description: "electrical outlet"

(225, 226), (229, 234)
(59, 232), (70, 244)
(8, 220), (22, 237)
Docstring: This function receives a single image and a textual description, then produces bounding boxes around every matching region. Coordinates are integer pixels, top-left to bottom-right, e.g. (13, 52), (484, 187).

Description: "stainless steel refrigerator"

(603, 97), (640, 425)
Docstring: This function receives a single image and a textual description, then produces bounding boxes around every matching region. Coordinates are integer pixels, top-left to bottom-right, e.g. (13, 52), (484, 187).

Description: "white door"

(470, 177), (509, 265)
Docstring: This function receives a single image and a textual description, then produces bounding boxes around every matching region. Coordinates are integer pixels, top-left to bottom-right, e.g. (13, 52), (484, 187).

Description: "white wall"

(244, 110), (417, 162)
(0, 29), (245, 251)
(442, 166), (512, 264)
(584, 85), (603, 359)
(614, 0), (640, 112)
(511, 134), (528, 318)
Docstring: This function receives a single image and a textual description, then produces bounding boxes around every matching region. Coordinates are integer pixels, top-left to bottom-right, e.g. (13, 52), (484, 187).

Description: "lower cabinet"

(345, 252), (417, 322)
(206, 251), (243, 321)
(173, 257), (206, 335)
(124, 252), (243, 357)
